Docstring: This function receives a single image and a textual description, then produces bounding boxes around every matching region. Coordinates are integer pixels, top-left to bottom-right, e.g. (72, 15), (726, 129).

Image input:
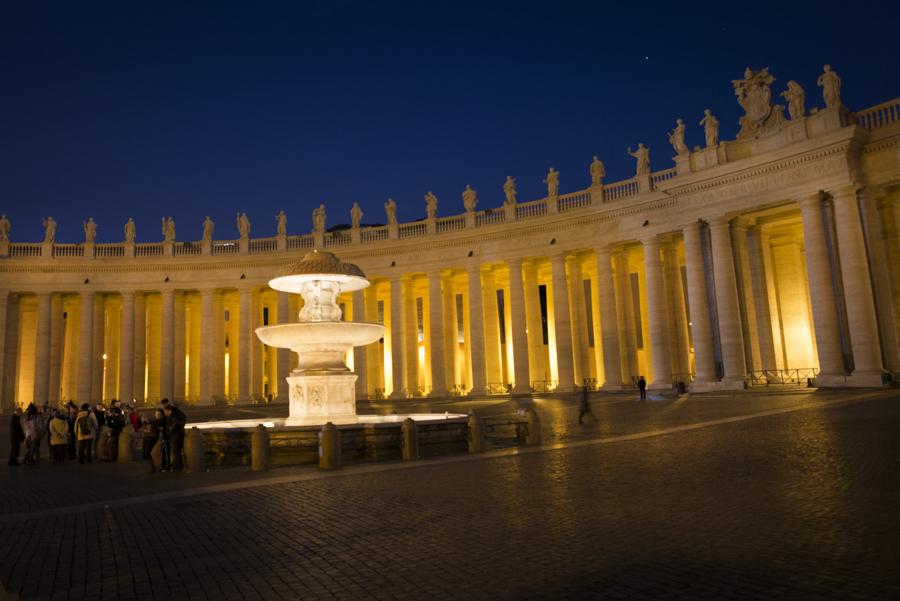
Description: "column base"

(429, 389), (449, 398)
(647, 379), (671, 391)
(600, 381), (627, 391)
(688, 379), (747, 393)
(510, 385), (533, 396)
(815, 371), (888, 388)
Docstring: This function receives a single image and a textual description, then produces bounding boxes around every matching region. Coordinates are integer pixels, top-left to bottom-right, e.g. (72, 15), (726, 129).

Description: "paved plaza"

(2, 389), (899, 600)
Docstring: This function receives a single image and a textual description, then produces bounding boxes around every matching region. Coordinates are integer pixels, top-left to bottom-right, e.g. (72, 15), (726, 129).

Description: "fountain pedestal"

(286, 372), (359, 426)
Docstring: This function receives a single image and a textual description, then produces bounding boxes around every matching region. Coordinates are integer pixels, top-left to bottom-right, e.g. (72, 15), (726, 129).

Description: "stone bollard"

(251, 424), (270, 471)
(467, 413), (486, 453)
(401, 418), (418, 461)
(318, 422), (341, 470)
(184, 427), (205, 474)
(525, 407), (542, 446)
(117, 430), (134, 463)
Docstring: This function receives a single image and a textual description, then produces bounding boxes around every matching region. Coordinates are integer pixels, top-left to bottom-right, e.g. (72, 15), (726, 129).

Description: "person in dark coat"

(163, 404), (186, 472)
(637, 376), (647, 401)
(578, 387), (597, 424)
(8, 407), (24, 466)
(105, 407), (126, 462)
(141, 416), (160, 474)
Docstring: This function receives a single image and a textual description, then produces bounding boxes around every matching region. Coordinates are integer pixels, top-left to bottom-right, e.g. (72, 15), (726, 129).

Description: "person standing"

(164, 404), (186, 472)
(48, 411), (70, 463)
(152, 409), (170, 472)
(105, 407), (125, 462)
(22, 405), (40, 465)
(75, 403), (98, 464)
(8, 407), (25, 466)
(578, 387), (597, 424)
(637, 376), (647, 401)
(66, 404), (78, 460)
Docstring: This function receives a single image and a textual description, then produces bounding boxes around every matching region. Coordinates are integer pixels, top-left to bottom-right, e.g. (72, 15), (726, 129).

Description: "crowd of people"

(7, 398), (187, 475)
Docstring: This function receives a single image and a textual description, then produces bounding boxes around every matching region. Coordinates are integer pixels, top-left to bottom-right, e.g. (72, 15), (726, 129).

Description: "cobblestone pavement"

(2, 389), (899, 600)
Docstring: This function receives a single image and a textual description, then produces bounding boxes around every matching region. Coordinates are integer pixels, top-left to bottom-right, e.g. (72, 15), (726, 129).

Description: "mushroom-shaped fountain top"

(268, 250), (370, 294)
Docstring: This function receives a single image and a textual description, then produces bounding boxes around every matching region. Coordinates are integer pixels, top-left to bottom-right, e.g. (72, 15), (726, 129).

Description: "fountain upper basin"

(255, 321), (385, 351)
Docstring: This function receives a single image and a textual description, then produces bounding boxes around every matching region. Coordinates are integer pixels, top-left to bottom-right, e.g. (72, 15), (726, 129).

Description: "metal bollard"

(401, 418), (418, 461)
(467, 413), (485, 453)
(251, 424), (270, 471)
(318, 422), (342, 470)
(118, 430), (134, 463)
(525, 407), (542, 446)
(184, 427), (205, 474)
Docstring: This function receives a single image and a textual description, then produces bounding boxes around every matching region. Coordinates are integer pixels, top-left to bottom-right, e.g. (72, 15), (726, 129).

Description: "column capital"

(731, 215), (755, 230)
(505, 256), (524, 269)
(639, 233), (660, 246)
(595, 244), (615, 258)
(705, 214), (734, 229)
(798, 191), (825, 208)
(828, 183), (862, 202)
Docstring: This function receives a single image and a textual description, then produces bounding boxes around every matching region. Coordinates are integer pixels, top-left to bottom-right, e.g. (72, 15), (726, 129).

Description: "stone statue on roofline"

(817, 64), (842, 108)
(350, 203), (362, 229)
(731, 66), (785, 139)
(425, 192), (438, 219)
(124, 218), (135, 243)
(385, 198), (398, 226)
(699, 110), (719, 147)
(312, 204), (326, 235)
(236, 212), (251, 239)
(42, 217), (57, 244)
(161, 216), (175, 242)
(543, 168), (560, 197)
(590, 157), (605, 186)
(0, 214), (10, 241)
(276, 210), (287, 236)
(627, 144), (650, 176)
(503, 176), (517, 205)
(202, 216), (214, 241)
(83, 218), (97, 244)
(781, 81), (806, 120)
(462, 185), (477, 212)
(668, 118), (689, 155)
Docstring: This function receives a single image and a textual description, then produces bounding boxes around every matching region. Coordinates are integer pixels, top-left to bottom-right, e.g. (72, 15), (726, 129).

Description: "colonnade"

(1, 186), (897, 409)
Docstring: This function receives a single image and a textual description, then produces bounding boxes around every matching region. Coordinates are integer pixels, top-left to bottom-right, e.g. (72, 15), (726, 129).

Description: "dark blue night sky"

(2, 1), (899, 243)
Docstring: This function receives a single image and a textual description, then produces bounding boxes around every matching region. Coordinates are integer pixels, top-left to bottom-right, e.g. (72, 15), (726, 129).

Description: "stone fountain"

(254, 250), (384, 426)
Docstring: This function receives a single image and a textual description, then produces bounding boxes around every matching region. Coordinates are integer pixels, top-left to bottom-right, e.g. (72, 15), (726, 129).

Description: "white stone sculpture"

(818, 65), (842, 108)
(503, 176), (517, 205)
(699, 110), (719, 147)
(385, 198), (397, 226)
(42, 217), (57, 244)
(627, 144), (651, 175)
(781, 81), (806, 120)
(462, 185), (477, 212)
(83, 218), (97, 244)
(425, 192), (438, 219)
(202, 216), (214, 241)
(124, 218), (135, 243)
(590, 157), (605, 186)
(312, 204), (326, 235)
(161, 217), (175, 243)
(732, 67), (783, 139)
(350, 203), (362, 229)
(276, 210), (287, 236)
(544, 168), (560, 197)
(236, 212), (251, 239)
(0, 214), (10, 241)
(668, 119), (689, 155)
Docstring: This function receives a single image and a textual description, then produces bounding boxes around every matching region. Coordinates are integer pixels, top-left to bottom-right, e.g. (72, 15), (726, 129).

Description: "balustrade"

(603, 178), (639, 201)
(361, 226), (389, 242)
(399, 222), (427, 238)
(650, 167), (677, 188)
(249, 237), (278, 253)
(135, 243), (163, 257)
(174, 242), (201, 256)
(212, 241), (239, 255)
(475, 210), (505, 227)
(9, 243), (42, 257)
(95, 244), (125, 257)
(436, 216), (465, 233)
(515, 199), (547, 219)
(854, 98), (900, 130)
(557, 190), (592, 212)
(53, 244), (83, 257)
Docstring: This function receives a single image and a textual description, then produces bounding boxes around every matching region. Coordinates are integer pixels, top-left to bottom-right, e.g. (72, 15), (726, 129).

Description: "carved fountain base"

(285, 371), (361, 426)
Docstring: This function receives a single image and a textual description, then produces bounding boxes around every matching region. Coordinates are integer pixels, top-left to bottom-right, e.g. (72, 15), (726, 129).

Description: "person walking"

(578, 387), (597, 424)
(75, 403), (98, 464)
(141, 416), (160, 474)
(637, 376), (647, 401)
(49, 410), (70, 463)
(8, 407), (25, 466)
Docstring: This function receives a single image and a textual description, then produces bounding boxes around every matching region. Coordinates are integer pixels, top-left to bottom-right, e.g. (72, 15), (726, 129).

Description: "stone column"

(662, 240), (691, 378)
(708, 216), (747, 385)
(522, 260), (544, 385)
(613, 249), (638, 383)
(250, 289), (263, 400)
(77, 291), (95, 404)
(860, 188), (899, 373)
(799, 193), (845, 381)
(199, 289), (215, 404)
(133, 293), (146, 403)
(567, 256), (588, 387)
(403, 278), (419, 394)
(595, 247), (623, 389)
(2, 295), (19, 412)
(427, 273), (447, 396)
(481, 268), (502, 386)
(641, 236), (672, 389)
(731, 219), (762, 373)
(747, 226), (778, 371)
(389, 277), (405, 398)
(159, 289), (175, 401)
(32, 292), (52, 404)
(212, 293), (225, 400)
(352, 289), (368, 398)
(91, 296), (105, 400)
(683, 221), (717, 385)
(365, 285), (382, 395)
(875, 190), (900, 372)
(48, 295), (63, 404)
(238, 287), (251, 401)
(550, 253), (575, 391)
(831, 185), (884, 383)
(173, 293), (186, 402)
(276, 292), (290, 401)
(119, 291), (135, 403)
(466, 264), (488, 395)
(506, 258), (532, 393)
(0, 292), (7, 411)
(441, 276), (457, 390)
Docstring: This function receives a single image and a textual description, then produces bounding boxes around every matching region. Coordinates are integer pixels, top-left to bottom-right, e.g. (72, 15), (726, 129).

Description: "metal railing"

(530, 380), (558, 393)
(748, 368), (819, 386)
(486, 382), (513, 395)
(582, 378), (598, 391)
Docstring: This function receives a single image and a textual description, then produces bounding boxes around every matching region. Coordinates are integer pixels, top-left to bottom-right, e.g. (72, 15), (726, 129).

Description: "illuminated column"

(33, 292), (52, 404)
(747, 226), (778, 371)
(876, 191), (900, 371)
(365, 285), (382, 395)
(351, 289), (368, 398)
(119, 291), (135, 403)
(212, 292), (226, 400)
(613, 249), (639, 382)
(91, 295), (105, 400)
(506, 258), (531, 393)
(799, 193), (844, 380)
(523, 260), (544, 384)
(467, 264), (488, 395)
(238, 287), (251, 401)
(250, 289), (263, 399)
(0, 291), (7, 411)
(683, 221), (716, 384)
(48, 294), (63, 404)
(662, 240), (691, 378)
(831, 185), (884, 381)
(2, 295), (19, 411)
(403, 278), (419, 393)
(708, 216), (747, 385)
(860, 188), (899, 373)
(481, 268), (502, 386)
(77, 291), (95, 403)
(276, 291), (290, 401)
(550, 253), (575, 391)
(567, 256), (587, 387)
(732, 219), (762, 373)
(641, 236), (672, 388)
(441, 276), (458, 389)
(159, 289), (175, 401)
(199, 289), (215, 404)
(427, 273), (447, 396)
(388, 277), (405, 398)
(594, 247), (623, 389)
(133, 293), (146, 403)
(173, 293), (186, 402)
